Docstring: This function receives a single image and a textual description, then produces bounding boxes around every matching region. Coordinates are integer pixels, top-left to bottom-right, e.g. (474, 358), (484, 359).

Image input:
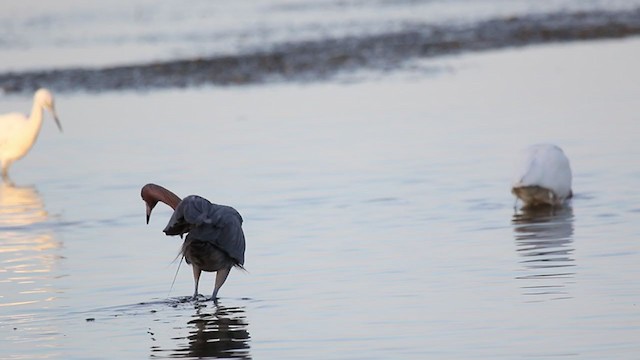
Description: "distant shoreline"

(2, 8), (639, 94)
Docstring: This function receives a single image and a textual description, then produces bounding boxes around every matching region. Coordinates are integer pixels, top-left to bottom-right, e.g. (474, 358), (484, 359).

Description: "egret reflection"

(512, 206), (575, 301)
(0, 180), (61, 308)
(0, 180), (49, 227)
(151, 303), (251, 359)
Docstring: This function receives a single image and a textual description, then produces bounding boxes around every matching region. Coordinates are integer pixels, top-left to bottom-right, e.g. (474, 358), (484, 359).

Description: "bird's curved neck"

(160, 189), (181, 209)
(27, 102), (45, 133)
(148, 184), (181, 209)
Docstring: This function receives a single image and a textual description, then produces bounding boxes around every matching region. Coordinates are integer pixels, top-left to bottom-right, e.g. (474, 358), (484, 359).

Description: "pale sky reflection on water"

(0, 181), (62, 310)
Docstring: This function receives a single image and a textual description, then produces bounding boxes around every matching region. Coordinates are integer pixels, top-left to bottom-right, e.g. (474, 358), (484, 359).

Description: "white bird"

(0, 89), (62, 180)
(511, 143), (572, 207)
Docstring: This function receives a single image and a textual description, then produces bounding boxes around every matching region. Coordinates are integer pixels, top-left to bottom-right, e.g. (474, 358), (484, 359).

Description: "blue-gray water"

(1, 1), (640, 359)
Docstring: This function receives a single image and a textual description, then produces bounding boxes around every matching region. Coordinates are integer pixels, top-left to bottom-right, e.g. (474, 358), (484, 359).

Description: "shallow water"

(1, 38), (640, 358)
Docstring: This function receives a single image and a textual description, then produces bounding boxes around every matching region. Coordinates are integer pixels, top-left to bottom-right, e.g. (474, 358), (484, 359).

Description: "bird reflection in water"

(512, 205), (575, 301)
(0, 179), (61, 308)
(151, 303), (251, 359)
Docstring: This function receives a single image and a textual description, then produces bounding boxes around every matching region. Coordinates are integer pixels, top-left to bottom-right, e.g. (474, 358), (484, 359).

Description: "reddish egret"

(511, 144), (572, 207)
(0, 89), (63, 180)
(141, 183), (246, 301)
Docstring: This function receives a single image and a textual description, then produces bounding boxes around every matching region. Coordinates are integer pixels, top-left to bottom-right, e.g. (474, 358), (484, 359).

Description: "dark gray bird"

(141, 183), (246, 301)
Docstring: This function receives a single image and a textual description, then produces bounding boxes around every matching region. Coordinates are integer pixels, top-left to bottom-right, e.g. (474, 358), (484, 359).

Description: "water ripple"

(512, 206), (575, 302)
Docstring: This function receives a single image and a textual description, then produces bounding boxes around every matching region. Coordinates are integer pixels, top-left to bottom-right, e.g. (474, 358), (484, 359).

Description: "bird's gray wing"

(163, 195), (246, 265)
(162, 195), (211, 236)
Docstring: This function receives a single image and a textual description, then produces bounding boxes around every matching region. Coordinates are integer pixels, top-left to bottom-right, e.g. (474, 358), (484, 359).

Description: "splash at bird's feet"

(191, 293), (219, 304)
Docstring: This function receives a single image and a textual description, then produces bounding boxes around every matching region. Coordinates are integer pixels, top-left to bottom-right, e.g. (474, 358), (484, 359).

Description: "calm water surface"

(1, 38), (640, 358)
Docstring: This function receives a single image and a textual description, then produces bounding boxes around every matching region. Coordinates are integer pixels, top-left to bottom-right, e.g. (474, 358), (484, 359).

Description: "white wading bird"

(0, 89), (62, 179)
(511, 144), (572, 207)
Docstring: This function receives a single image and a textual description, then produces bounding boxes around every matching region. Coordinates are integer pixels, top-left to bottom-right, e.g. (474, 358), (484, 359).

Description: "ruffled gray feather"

(163, 195), (245, 265)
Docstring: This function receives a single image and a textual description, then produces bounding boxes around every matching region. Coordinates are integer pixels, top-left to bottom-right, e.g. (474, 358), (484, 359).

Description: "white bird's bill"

(52, 113), (63, 132)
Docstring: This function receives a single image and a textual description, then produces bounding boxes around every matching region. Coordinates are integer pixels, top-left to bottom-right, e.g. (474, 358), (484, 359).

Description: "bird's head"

(34, 88), (63, 132)
(141, 185), (159, 224)
(140, 183), (181, 224)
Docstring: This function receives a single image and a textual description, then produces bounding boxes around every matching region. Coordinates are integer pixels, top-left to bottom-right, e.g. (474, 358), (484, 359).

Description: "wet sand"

(2, 8), (640, 94)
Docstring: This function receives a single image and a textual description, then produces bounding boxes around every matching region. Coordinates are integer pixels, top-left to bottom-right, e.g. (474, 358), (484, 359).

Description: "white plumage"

(0, 89), (62, 179)
(511, 144), (572, 207)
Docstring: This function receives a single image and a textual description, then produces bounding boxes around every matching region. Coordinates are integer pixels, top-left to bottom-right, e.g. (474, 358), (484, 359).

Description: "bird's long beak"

(53, 111), (63, 132)
(47, 104), (63, 132)
(146, 203), (152, 224)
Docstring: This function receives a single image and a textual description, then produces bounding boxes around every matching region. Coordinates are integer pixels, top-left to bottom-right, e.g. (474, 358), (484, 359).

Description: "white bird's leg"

(211, 266), (231, 302)
(1, 161), (11, 180)
(192, 265), (202, 301)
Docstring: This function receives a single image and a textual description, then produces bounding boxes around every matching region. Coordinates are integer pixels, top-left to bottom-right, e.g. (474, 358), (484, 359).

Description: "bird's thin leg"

(192, 265), (202, 301)
(211, 266), (231, 302)
(1, 163), (10, 181)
